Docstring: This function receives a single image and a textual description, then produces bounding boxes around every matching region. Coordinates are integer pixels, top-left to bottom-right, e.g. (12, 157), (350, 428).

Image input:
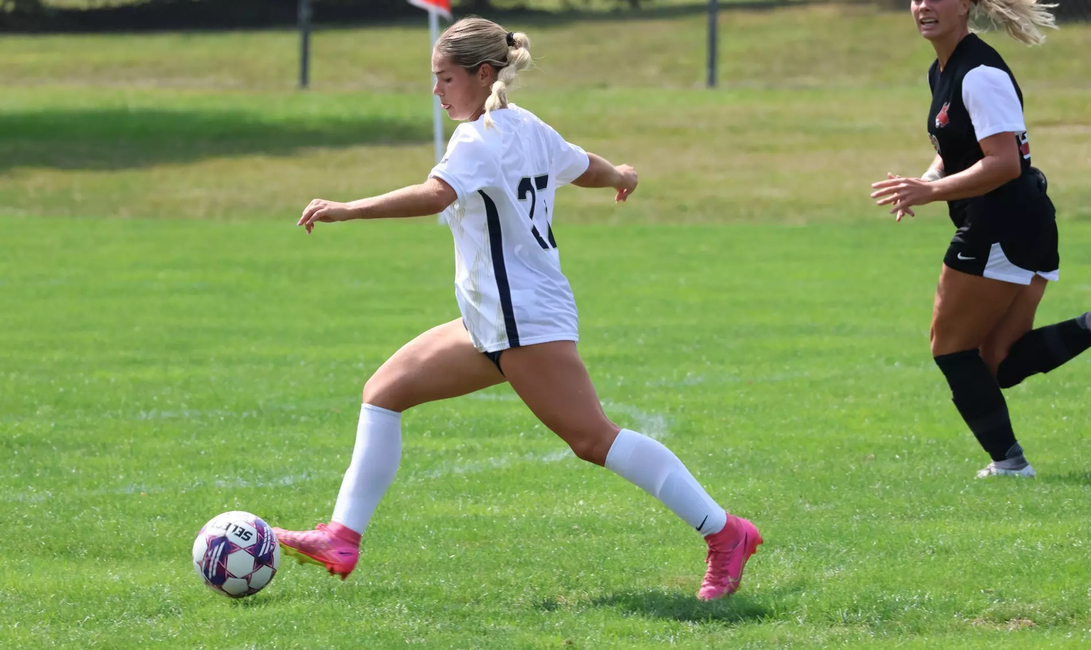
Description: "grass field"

(3, 5), (1091, 649)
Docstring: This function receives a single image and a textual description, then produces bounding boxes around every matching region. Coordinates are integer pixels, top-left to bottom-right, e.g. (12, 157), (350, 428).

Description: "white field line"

(6, 472), (327, 504)
(7, 401), (671, 500)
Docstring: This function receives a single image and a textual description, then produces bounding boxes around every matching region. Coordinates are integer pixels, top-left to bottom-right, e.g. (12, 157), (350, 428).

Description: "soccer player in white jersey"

(870, 0), (1090, 478)
(272, 17), (761, 600)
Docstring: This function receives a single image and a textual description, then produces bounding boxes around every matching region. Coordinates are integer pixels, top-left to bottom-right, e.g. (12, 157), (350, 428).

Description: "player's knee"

(930, 322), (978, 358)
(564, 424), (620, 466)
(567, 435), (608, 465)
(929, 333), (948, 358)
(361, 374), (409, 413)
(932, 338), (968, 358)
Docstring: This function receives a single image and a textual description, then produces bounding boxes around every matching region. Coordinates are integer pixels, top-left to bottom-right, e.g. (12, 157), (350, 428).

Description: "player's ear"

(959, 0), (972, 17)
(477, 63), (495, 87)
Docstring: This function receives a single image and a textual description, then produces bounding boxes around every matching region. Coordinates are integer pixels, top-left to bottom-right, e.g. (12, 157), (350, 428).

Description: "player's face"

(911, 0), (970, 41)
(432, 53), (493, 122)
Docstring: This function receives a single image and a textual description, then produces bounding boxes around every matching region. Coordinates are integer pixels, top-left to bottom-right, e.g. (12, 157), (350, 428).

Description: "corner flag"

(408, 0), (451, 20)
(408, 0), (452, 170)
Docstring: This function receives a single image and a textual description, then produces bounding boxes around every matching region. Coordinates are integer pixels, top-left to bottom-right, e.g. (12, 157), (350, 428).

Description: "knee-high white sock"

(330, 404), (402, 535)
(604, 428), (727, 536)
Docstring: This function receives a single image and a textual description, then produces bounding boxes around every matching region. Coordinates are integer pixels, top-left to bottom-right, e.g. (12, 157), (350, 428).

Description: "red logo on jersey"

(935, 102), (950, 129)
(1019, 132), (1031, 159)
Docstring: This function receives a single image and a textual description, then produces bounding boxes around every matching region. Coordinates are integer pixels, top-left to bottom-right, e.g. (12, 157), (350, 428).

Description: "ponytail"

(973, 0), (1058, 45)
(483, 31), (531, 128)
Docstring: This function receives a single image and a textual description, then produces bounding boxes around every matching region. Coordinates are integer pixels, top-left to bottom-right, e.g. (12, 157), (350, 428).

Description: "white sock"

(604, 428), (727, 536)
(330, 403), (402, 535)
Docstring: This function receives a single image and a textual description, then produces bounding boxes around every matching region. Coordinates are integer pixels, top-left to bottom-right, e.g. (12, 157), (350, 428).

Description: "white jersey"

(429, 105), (590, 353)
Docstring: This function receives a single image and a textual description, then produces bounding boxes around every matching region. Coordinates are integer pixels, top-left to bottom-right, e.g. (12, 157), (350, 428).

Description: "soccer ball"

(192, 511), (280, 598)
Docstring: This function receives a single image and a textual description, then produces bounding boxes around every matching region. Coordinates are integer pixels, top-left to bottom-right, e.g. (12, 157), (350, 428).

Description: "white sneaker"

(975, 461), (1036, 479)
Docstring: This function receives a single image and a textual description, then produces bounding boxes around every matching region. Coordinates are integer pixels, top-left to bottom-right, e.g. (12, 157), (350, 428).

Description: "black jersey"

(926, 34), (1046, 229)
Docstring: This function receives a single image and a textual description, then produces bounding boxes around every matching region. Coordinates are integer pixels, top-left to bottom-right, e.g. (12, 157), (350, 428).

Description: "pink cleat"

(271, 522), (361, 580)
(697, 515), (763, 601)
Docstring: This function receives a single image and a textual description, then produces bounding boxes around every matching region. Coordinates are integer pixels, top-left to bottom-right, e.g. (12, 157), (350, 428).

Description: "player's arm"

(874, 66), (1025, 217)
(871, 135), (1020, 215)
(298, 178), (457, 234)
(924, 132), (1021, 201)
(572, 153), (638, 203)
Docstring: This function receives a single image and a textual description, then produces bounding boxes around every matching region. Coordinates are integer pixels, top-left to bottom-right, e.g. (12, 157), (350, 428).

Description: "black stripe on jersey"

(542, 201), (558, 248)
(530, 225), (550, 251)
(533, 175), (554, 250)
(478, 190), (521, 348)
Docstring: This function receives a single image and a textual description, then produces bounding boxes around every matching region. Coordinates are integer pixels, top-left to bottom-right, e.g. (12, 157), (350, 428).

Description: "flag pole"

(429, 9), (444, 166)
(707, 0), (719, 89)
(410, 0), (451, 223)
(299, 0), (312, 89)
(429, 8), (448, 224)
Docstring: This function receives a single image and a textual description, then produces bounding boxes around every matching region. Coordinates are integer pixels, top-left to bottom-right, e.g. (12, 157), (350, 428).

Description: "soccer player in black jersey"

(870, 0), (1090, 478)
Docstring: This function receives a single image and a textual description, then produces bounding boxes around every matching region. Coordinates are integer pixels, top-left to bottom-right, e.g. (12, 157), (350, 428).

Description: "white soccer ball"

(192, 511), (280, 598)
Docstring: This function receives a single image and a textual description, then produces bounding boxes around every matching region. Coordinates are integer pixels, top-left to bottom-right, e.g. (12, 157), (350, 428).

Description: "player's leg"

(989, 203), (1091, 386)
(986, 279), (1091, 389)
(500, 341), (761, 600)
(359, 319), (507, 413)
(930, 264), (1032, 477)
(331, 318), (505, 533)
(978, 275), (1047, 375)
(275, 319), (505, 578)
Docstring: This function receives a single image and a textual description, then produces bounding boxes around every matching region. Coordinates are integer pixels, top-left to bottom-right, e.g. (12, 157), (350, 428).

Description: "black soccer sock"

(934, 349), (1019, 462)
(996, 311), (1091, 389)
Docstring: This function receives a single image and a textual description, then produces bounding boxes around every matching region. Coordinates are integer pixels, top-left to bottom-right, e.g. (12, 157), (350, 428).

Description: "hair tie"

(506, 32), (515, 48)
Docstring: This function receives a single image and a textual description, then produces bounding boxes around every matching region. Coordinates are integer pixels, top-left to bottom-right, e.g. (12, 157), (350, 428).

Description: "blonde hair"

(972, 0), (1058, 45)
(435, 17), (532, 128)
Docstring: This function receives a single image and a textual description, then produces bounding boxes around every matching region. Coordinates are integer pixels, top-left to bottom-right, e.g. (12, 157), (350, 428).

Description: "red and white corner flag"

(407, 0), (451, 20)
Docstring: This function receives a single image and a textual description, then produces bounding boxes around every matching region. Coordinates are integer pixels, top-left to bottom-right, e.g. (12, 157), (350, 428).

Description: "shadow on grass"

(584, 589), (774, 624)
(0, 108), (430, 172)
(1039, 472), (1091, 486)
(230, 586), (293, 607)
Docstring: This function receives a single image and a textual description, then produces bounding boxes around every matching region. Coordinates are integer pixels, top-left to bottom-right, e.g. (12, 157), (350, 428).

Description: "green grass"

(2, 5), (1091, 648)
(4, 218), (1091, 648)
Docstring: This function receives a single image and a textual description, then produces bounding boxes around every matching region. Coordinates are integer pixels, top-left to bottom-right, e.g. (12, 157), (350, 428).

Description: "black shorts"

(483, 349), (505, 375)
(460, 318), (508, 374)
(944, 169), (1060, 285)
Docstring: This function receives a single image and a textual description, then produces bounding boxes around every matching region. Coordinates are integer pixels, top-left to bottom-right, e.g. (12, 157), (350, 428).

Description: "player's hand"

(298, 199), (356, 234)
(870, 173), (934, 222)
(614, 164), (637, 203)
